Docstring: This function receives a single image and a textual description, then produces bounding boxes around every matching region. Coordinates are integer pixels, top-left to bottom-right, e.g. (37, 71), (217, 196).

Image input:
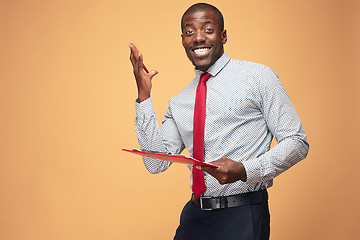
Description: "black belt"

(191, 190), (268, 211)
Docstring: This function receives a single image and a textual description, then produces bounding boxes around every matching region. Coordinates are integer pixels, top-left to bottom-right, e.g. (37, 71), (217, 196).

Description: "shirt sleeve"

(242, 66), (309, 183)
(135, 97), (185, 174)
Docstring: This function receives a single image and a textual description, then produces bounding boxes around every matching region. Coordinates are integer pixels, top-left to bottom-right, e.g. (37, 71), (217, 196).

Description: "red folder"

(122, 148), (218, 168)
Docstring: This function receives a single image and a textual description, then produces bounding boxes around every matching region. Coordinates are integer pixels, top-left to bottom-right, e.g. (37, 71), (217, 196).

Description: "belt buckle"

(200, 196), (213, 211)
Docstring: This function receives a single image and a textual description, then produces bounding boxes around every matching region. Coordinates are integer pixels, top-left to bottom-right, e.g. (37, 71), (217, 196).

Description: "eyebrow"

(184, 20), (214, 27)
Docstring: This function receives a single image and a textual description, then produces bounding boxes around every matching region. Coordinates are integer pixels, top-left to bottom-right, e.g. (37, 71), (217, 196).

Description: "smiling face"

(181, 9), (227, 72)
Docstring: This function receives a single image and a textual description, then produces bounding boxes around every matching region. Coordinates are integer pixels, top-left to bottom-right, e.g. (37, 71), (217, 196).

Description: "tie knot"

(200, 72), (211, 83)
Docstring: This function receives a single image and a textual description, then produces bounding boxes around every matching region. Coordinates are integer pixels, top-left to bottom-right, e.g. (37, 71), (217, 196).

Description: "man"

(129, 3), (309, 240)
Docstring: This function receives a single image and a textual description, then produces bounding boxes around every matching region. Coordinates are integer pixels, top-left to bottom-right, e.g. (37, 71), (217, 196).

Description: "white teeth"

(193, 48), (210, 55)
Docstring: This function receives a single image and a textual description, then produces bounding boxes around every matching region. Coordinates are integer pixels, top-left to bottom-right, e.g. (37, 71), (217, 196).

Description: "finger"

(129, 42), (139, 56)
(130, 42), (139, 53)
(130, 51), (136, 68)
(129, 42), (140, 66)
(198, 166), (213, 172)
(207, 161), (221, 168)
(148, 70), (158, 79)
(138, 52), (144, 72)
(129, 45), (138, 68)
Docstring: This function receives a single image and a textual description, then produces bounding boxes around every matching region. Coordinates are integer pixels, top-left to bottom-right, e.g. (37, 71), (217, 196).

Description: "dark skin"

(129, 42), (158, 103)
(129, 8), (247, 184)
(181, 10), (227, 72)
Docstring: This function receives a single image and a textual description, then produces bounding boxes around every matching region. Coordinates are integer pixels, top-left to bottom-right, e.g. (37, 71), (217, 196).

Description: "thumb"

(148, 70), (158, 80)
(196, 165), (209, 172)
(195, 165), (203, 170)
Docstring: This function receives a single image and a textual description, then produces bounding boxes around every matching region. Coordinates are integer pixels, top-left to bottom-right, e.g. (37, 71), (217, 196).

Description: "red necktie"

(192, 72), (211, 198)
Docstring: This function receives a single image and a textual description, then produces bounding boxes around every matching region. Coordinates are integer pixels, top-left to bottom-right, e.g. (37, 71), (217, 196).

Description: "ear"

(181, 33), (186, 48)
(221, 30), (227, 44)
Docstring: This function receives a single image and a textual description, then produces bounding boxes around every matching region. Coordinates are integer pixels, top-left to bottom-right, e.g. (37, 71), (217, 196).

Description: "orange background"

(1, 0), (359, 239)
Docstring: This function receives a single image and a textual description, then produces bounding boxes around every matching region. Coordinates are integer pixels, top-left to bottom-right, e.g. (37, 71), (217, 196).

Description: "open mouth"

(192, 47), (211, 56)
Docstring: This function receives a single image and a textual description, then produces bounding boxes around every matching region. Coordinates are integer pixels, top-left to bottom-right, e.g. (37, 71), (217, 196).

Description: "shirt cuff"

(135, 97), (155, 118)
(242, 158), (263, 183)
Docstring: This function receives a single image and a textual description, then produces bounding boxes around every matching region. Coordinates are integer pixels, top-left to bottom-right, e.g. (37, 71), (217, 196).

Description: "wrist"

(138, 93), (150, 103)
(238, 162), (247, 182)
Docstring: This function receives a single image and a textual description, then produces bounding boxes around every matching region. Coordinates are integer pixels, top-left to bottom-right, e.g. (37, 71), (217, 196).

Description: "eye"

(204, 27), (214, 33)
(186, 29), (194, 36)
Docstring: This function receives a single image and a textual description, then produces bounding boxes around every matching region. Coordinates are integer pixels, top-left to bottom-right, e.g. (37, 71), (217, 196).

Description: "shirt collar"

(194, 52), (231, 78)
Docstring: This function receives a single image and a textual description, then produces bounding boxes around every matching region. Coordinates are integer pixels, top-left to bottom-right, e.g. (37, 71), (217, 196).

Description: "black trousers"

(174, 198), (270, 240)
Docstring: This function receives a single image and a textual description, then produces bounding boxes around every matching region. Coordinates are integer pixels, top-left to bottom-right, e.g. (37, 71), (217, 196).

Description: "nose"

(194, 31), (206, 43)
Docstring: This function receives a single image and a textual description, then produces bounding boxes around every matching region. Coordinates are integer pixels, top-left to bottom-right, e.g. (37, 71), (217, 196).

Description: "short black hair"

(181, 3), (224, 32)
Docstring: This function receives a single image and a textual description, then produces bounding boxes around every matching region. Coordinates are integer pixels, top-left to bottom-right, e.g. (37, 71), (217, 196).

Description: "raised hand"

(129, 42), (158, 102)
